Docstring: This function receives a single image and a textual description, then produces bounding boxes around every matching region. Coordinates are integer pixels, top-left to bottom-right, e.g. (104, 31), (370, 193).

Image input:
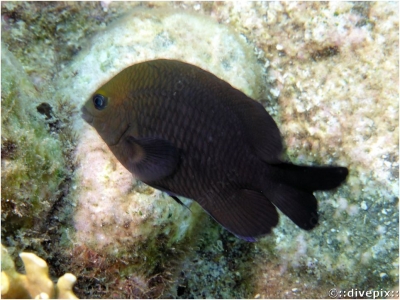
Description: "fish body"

(81, 59), (348, 241)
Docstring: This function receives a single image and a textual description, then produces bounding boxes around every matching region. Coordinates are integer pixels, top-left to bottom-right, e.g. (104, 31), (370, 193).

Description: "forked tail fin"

(264, 163), (348, 230)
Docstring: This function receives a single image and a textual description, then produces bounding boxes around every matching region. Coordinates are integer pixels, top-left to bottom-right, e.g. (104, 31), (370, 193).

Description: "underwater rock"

(210, 2), (399, 297)
(1, 45), (67, 253)
(1, 2), (398, 298)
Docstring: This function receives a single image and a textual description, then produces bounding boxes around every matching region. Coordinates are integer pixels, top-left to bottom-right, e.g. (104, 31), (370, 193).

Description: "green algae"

(1, 45), (79, 286)
(1, 47), (65, 238)
(173, 221), (261, 298)
(1, 2), (398, 299)
(1, 2), (129, 91)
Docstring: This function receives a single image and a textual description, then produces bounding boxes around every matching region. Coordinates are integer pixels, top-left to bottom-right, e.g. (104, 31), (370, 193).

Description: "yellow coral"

(56, 273), (78, 299)
(1, 245), (78, 299)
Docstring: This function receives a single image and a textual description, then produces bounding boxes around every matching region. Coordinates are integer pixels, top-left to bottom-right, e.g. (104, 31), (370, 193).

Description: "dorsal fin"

(229, 89), (283, 163)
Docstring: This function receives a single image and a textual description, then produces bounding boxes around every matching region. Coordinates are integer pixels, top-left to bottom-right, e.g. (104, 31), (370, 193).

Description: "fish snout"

(81, 106), (94, 124)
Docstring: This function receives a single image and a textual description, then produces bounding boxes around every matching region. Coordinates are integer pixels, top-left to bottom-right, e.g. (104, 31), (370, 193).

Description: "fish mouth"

(109, 124), (131, 147)
(81, 106), (93, 124)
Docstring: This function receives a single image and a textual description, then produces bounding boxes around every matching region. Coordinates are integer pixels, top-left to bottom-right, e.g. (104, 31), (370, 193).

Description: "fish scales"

(81, 59), (348, 241)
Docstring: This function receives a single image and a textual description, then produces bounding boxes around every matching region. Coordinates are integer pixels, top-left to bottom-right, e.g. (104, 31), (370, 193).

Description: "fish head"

(81, 74), (134, 147)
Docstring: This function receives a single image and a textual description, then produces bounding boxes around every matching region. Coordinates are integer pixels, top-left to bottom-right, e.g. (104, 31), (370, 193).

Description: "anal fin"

(267, 183), (319, 230)
(203, 189), (279, 241)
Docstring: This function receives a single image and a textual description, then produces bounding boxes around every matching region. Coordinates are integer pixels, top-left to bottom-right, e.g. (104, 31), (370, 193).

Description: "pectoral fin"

(124, 136), (180, 182)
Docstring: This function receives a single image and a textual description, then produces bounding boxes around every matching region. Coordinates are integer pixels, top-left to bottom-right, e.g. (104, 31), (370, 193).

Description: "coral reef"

(1, 244), (78, 299)
(1, 1), (398, 298)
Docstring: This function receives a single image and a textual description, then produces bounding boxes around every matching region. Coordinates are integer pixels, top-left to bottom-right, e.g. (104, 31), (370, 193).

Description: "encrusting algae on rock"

(1, 2), (398, 298)
(1, 45), (67, 236)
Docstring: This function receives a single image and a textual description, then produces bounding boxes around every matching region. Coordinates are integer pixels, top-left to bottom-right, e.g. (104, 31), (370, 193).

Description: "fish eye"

(93, 94), (108, 110)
